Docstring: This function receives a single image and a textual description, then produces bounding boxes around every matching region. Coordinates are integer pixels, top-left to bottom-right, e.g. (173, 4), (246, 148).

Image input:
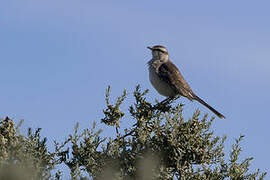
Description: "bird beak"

(147, 46), (153, 50)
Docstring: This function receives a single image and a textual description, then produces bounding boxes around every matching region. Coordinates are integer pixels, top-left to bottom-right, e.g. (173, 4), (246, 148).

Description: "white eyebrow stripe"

(154, 48), (167, 52)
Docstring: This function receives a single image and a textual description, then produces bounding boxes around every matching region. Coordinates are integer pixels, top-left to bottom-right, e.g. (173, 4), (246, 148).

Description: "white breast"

(149, 68), (176, 97)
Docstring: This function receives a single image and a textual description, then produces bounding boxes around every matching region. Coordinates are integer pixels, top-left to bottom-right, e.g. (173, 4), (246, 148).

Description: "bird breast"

(148, 67), (176, 97)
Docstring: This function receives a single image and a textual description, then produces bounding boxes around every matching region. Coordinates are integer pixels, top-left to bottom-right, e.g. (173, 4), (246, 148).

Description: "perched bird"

(147, 45), (225, 119)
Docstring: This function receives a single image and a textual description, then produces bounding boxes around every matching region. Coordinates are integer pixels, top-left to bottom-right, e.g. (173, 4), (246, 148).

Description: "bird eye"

(155, 49), (165, 53)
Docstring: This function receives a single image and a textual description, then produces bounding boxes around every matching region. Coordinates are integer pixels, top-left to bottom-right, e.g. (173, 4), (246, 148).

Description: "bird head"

(147, 45), (169, 62)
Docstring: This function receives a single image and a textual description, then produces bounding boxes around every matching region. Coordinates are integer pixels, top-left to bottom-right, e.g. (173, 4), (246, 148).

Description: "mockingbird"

(147, 45), (225, 119)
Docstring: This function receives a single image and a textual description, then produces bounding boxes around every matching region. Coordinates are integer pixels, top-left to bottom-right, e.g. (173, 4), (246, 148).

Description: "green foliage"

(0, 85), (267, 179)
(0, 117), (59, 180)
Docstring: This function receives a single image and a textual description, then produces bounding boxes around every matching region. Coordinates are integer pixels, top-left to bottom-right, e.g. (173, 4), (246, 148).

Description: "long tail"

(194, 95), (225, 119)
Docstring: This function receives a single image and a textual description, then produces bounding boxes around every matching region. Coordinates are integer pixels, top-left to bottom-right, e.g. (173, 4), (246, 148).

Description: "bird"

(147, 45), (225, 119)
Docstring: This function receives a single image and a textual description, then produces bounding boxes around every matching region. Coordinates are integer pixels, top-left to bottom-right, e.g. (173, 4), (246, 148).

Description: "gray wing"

(158, 61), (195, 100)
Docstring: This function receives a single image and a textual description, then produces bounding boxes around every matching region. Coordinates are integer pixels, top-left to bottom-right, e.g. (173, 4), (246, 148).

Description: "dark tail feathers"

(194, 95), (225, 119)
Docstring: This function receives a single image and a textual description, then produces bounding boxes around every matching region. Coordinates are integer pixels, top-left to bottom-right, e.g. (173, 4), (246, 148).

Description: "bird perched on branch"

(147, 45), (225, 119)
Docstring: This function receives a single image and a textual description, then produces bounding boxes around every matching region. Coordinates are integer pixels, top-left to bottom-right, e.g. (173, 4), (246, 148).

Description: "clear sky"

(0, 0), (269, 177)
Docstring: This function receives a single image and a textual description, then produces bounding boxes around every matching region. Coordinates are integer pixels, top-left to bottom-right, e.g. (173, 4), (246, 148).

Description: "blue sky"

(0, 0), (269, 177)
